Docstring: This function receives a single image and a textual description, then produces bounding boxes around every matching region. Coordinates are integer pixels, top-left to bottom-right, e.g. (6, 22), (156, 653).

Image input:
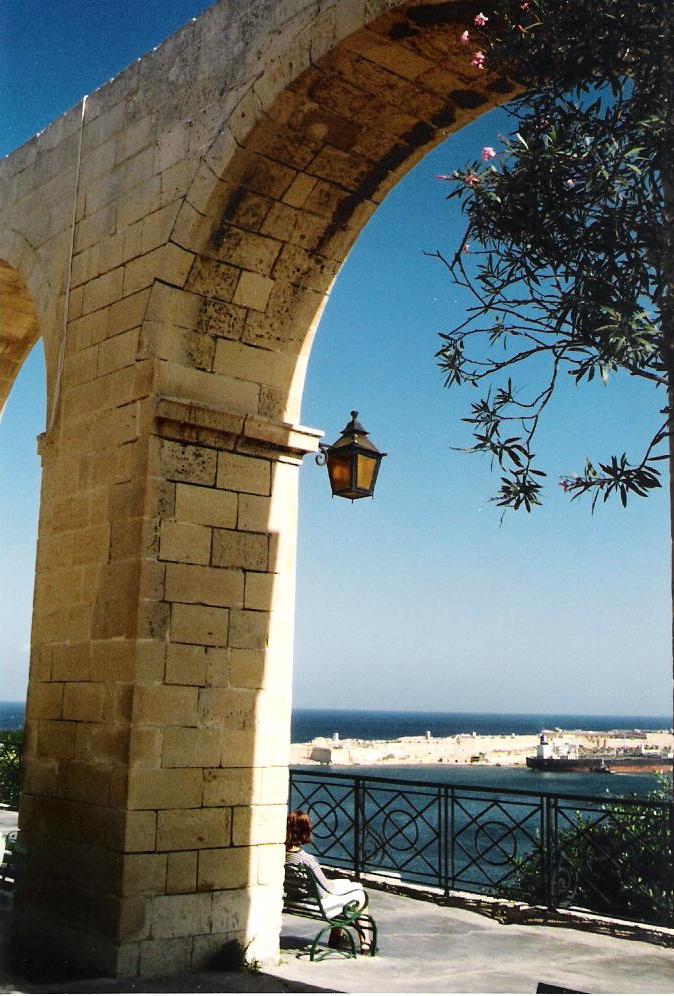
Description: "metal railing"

(289, 768), (674, 926)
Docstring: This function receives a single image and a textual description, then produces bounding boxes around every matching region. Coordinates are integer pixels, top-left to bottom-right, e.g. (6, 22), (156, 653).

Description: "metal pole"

(354, 776), (363, 881)
(544, 795), (555, 910)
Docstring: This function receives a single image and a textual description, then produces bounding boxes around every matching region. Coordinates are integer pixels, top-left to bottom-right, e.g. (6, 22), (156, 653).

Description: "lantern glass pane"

(327, 454), (352, 493)
(356, 453), (377, 492)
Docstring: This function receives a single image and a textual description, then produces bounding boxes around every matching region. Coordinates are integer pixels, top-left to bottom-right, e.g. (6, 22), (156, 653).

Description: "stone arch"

(169, 2), (515, 426)
(0, 229), (55, 417)
(6, 0), (521, 981)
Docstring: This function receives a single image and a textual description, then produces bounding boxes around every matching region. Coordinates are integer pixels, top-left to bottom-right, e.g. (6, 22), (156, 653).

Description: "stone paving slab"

(276, 891), (674, 994)
(3, 890), (674, 993)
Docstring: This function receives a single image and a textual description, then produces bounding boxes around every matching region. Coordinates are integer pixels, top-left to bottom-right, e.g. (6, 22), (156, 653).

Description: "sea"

(3, 702), (671, 799)
(291, 708), (673, 800)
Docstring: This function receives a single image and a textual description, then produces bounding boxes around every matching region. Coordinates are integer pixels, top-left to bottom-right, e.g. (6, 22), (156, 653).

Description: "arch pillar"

(15, 386), (321, 978)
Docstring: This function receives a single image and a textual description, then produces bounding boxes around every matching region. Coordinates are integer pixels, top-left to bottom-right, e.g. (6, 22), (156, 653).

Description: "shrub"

(508, 779), (673, 926)
(0, 729), (23, 810)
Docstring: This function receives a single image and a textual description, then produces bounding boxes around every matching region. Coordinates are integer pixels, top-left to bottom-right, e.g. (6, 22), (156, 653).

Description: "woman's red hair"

(286, 810), (312, 848)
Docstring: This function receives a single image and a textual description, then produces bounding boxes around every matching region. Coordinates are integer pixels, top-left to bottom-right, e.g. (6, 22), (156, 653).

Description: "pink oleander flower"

(520, 1), (530, 9)
(565, 178), (575, 189)
(471, 50), (486, 69)
(460, 29), (470, 45)
(481, 146), (496, 161)
(464, 172), (480, 186)
(559, 480), (571, 493)
(474, 12), (489, 26)
(461, 243), (471, 253)
(516, 23), (526, 32)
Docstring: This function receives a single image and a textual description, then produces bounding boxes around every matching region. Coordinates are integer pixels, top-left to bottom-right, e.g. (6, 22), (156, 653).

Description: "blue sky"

(0, 1), (671, 717)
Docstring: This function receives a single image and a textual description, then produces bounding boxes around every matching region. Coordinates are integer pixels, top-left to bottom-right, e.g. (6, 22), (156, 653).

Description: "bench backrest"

(0, 832), (19, 894)
(283, 861), (329, 919)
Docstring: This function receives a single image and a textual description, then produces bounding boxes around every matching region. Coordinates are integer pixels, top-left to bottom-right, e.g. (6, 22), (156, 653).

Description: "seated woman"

(285, 810), (371, 950)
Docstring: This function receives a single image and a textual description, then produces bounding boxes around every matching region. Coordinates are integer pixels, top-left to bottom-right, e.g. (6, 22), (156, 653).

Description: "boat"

(525, 733), (673, 773)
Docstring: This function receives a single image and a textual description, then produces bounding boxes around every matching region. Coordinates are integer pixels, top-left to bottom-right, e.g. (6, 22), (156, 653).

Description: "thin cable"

(47, 92), (88, 434)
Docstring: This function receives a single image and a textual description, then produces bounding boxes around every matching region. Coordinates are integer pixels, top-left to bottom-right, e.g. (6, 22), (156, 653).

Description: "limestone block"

(197, 687), (254, 731)
(123, 243), (193, 297)
(97, 328), (139, 376)
(99, 230), (126, 274)
(128, 727), (163, 769)
(162, 727), (223, 768)
(139, 937), (192, 976)
(233, 271), (274, 313)
(171, 603), (230, 647)
(209, 889), (245, 935)
(157, 439), (217, 486)
(71, 244), (101, 288)
(76, 723), (129, 765)
(160, 158), (200, 207)
(244, 573), (276, 611)
(71, 523), (111, 566)
(273, 243), (338, 294)
(166, 564), (244, 608)
(156, 122), (190, 173)
(212, 224), (282, 277)
(213, 339), (295, 388)
(156, 362), (260, 416)
(36, 721), (78, 760)
(229, 649), (266, 689)
(127, 768), (203, 810)
(166, 851), (197, 894)
(232, 804), (286, 846)
(237, 494), (271, 534)
(116, 115), (154, 166)
(117, 175), (162, 229)
(186, 257), (239, 302)
(228, 609), (269, 650)
(62, 682), (106, 723)
(175, 484), (237, 530)
(211, 530), (268, 572)
(75, 203), (116, 253)
(197, 846), (252, 891)
(121, 853), (168, 897)
(51, 643), (91, 682)
(132, 685), (198, 727)
(64, 761), (111, 806)
(159, 520), (211, 565)
(204, 648), (229, 688)
(124, 811), (157, 852)
(165, 644), (208, 686)
(216, 453), (270, 496)
(202, 767), (254, 808)
(255, 843), (286, 886)
(239, 154), (297, 201)
(156, 807), (231, 852)
(108, 288), (151, 337)
(82, 267), (124, 316)
(196, 298), (246, 342)
(260, 766), (290, 806)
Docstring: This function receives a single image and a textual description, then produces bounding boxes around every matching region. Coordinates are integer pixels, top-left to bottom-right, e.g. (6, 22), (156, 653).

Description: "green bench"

(283, 862), (377, 961)
(0, 831), (21, 900)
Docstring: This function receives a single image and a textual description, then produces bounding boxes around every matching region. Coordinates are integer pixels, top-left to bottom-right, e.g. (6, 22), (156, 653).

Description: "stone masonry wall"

(0, 0), (515, 978)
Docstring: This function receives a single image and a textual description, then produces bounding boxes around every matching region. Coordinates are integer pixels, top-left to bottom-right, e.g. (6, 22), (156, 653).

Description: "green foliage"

(509, 779), (674, 925)
(436, 0), (674, 512)
(0, 729), (23, 810)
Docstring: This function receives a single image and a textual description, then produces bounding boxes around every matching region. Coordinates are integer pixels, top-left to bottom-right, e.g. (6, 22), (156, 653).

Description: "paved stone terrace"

(3, 890), (674, 993)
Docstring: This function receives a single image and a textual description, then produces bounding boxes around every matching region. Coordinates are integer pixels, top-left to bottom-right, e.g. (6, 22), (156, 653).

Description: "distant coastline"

(290, 708), (673, 744)
(290, 725), (674, 771)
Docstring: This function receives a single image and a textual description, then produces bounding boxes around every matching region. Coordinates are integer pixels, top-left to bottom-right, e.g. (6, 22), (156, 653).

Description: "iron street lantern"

(316, 411), (387, 501)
